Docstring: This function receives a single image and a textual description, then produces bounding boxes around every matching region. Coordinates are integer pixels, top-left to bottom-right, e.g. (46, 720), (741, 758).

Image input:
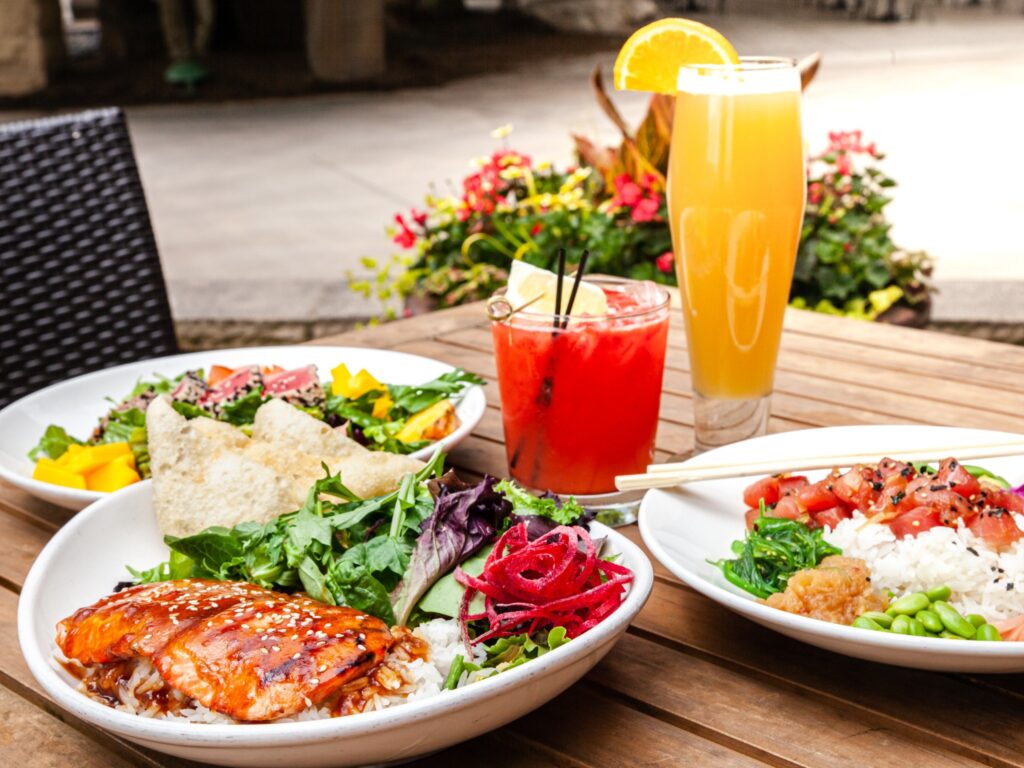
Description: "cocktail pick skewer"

(553, 248), (567, 329)
(560, 249), (591, 330)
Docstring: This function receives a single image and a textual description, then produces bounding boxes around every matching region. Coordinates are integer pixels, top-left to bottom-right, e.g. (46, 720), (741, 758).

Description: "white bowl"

(639, 424), (1024, 673)
(0, 346), (486, 511)
(18, 481), (653, 767)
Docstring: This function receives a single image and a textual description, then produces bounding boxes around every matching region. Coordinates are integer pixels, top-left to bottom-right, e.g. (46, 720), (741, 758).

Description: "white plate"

(18, 481), (653, 767)
(639, 424), (1024, 673)
(0, 346), (486, 511)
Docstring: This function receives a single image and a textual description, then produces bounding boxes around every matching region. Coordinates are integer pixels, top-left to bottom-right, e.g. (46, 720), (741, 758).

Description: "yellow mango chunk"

(32, 458), (87, 489)
(372, 393), (393, 419)
(330, 363), (353, 396)
(396, 400), (460, 444)
(85, 454), (141, 492)
(63, 442), (132, 475)
(55, 443), (85, 466)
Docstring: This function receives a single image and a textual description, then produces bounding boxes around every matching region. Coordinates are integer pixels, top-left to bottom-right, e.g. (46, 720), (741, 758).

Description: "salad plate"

(639, 424), (1024, 673)
(0, 346), (486, 510)
(18, 481), (653, 767)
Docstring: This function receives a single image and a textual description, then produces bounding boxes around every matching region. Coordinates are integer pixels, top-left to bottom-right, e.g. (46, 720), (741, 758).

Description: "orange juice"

(668, 62), (804, 400)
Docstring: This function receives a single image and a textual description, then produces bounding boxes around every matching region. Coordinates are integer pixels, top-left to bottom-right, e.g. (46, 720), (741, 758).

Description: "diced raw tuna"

(201, 366), (263, 416)
(170, 370), (208, 405)
(263, 365), (325, 409)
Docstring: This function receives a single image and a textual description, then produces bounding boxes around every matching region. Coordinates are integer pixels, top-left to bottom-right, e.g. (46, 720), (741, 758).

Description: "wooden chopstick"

(615, 440), (1024, 492)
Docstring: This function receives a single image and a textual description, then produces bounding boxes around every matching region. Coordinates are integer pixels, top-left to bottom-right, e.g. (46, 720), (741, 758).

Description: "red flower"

(808, 182), (824, 205)
(631, 195), (661, 223)
(530, 222), (542, 236)
(392, 214), (416, 249)
(410, 208), (427, 226)
(638, 172), (660, 191)
(611, 174), (643, 207)
(656, 251), (674, 274)
(834, 152), (853, 177)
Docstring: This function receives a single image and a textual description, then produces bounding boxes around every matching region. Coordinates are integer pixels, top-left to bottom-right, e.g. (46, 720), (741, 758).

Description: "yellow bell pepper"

(63, 442), (132, 475)
(32, 458), (87, 489)
(331, 362), (385, 399)
(330, 363), (353, 396)
(372, 393), (393, 419)
(396, 400), (460, 443)
(85, 454), (141, 492)
(348, 369), (383, 399)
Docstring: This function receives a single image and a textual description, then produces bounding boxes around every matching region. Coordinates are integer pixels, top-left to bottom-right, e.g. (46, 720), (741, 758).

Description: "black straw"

(561, 249), (591, 329)
(553, 247), (567, 329)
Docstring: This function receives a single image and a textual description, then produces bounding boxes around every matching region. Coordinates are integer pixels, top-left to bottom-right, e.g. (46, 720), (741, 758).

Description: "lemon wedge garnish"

(505, 260), (607, 317)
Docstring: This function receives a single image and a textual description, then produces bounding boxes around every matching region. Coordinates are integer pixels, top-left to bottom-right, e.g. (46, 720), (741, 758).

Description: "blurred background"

(2, 0), (1022, 349)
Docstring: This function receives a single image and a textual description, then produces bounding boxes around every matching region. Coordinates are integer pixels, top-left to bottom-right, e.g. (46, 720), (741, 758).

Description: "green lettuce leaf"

(27, 425), (82, 461)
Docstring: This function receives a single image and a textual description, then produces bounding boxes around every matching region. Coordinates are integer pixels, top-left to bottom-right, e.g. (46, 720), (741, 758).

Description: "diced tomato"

(207, 365), (235, 387)
(968, 509), (1024, 548)
(772, 496), (803, 521)
(810, 505), (850, 531)
(831, 466), (877, 511)
(935, 458), (981, 499)
(778, 475), (809, 497)
(743, 477), (781, 509)
(888, 507), (944, 538)
(796, 481), (841, 513)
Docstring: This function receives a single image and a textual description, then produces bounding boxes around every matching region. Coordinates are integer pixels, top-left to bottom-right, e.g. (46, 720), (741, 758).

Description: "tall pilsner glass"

(668, 57), (804, 453)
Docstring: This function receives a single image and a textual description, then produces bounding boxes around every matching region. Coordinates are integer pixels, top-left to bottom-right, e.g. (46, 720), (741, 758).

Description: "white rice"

(824, 512), (1024, 622)
(65, 618), (487, 724)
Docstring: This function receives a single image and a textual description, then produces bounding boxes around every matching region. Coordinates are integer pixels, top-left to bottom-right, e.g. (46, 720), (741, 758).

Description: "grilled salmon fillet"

(57, 579), (393, 721)
(56, 579), (270, 665)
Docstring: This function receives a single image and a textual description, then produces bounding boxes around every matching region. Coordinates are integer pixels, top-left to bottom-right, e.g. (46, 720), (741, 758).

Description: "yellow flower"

(500, 166), (525, 181)
(491, 124), (513, 139)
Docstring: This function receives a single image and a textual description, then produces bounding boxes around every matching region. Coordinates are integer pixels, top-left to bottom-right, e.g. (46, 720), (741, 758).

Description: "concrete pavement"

(8, 4), (1024, 323)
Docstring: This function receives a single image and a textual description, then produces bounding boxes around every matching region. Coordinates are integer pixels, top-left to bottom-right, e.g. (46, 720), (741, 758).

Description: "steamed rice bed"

(824, 512), (1024, 621)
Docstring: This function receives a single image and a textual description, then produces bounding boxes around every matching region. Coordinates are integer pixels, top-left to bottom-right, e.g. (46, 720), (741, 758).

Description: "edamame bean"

(976, 624), (1002, 641)
(933, 601), (976, 639)
(859, 611), (893, 628)
(939, 630), (961, 640)
(906, 617), (927, 637)
(890, 592), (930, 615)
(925, 585), (951, 602)
(890, 615), (913, 634)
(916, 609), (944, 634)
(966, 614), (986, 628)
(852, 616), (884, 631)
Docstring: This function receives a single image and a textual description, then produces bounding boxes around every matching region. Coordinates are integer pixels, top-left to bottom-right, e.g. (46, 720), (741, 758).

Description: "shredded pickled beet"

(455, 523), (633, 646)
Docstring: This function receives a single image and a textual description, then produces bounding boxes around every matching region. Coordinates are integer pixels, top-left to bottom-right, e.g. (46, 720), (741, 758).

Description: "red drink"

(491, 278), (670, 495)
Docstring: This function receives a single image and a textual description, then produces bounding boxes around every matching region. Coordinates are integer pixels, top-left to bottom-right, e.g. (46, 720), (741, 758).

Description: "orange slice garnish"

(613, 18), (740, 94)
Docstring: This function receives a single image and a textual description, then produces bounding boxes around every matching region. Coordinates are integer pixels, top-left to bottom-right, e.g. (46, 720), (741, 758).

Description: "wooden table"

(5, 302), (1024, 767)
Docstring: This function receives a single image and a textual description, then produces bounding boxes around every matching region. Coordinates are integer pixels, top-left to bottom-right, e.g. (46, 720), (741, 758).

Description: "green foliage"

(793, 131), (932, 320)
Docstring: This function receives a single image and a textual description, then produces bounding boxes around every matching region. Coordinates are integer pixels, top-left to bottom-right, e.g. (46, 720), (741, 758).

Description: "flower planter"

(876, 298), (931, 328)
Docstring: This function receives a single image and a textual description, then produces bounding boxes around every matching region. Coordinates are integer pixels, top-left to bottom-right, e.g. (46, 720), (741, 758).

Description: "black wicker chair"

(0, 108), (178, 409)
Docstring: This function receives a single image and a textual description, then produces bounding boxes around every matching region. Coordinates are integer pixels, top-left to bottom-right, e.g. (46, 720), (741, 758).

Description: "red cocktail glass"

(489, 277), (670, 496)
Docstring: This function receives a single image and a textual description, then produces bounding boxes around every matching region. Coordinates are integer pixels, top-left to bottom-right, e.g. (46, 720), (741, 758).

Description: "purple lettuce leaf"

(391, 472), (512, 625)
